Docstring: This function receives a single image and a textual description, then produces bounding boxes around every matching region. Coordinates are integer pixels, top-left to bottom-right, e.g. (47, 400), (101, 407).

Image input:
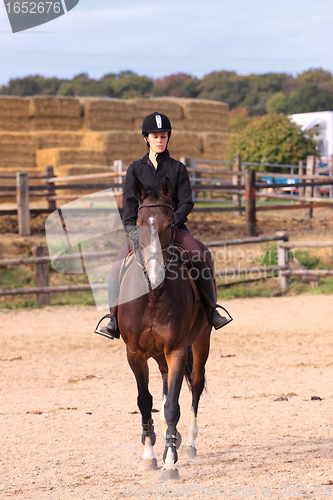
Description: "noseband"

(135, 202), (176, 289)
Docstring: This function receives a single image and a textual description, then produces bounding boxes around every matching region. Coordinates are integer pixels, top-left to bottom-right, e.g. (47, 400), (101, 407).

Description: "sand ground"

(1, 294), (333, 499)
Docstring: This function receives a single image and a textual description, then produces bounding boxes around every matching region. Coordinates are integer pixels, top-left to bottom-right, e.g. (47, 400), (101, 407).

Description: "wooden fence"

(1, 155), (333, 237)
(1, 232), (332, 305)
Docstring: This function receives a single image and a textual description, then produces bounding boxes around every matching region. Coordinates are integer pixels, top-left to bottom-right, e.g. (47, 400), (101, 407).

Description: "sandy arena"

(1, 292), (333, 499)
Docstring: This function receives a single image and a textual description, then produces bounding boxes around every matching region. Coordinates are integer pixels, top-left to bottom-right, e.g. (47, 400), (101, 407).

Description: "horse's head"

(133, 177), (174, 289)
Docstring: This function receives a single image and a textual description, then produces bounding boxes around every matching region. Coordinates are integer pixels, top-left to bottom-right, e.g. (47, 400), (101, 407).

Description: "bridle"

(135, 202), (176, 290)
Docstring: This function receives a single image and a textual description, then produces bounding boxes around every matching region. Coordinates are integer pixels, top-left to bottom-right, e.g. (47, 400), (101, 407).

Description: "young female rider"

(99, 111), (229, 338)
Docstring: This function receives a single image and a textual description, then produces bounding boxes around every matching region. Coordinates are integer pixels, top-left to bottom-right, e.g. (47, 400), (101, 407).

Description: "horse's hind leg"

(126, 346), (158, 471)
(182, 328), (211, 459)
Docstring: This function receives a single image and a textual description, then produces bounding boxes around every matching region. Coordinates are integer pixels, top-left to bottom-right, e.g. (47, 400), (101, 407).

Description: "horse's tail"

(184, 345), (193, 388)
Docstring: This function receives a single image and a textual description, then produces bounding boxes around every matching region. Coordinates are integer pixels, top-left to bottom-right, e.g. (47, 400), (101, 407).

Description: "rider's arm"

(123, 163), (139, 233)
(173, 162), (194, 228)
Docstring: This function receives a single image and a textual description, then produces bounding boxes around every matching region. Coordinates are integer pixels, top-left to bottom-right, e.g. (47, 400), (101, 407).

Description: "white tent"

(290, 111), (333, 160)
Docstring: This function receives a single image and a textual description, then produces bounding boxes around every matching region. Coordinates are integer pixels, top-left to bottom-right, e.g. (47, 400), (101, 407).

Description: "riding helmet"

(142, 112), (172, 137)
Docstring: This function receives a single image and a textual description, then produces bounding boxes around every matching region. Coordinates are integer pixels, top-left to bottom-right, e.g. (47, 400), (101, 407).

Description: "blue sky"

(1, 0), (333, 85)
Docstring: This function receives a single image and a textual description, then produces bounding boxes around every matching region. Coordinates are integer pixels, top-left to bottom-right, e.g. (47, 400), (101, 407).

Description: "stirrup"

(212, 304), (233, 329)
(94, 314), (119, 340)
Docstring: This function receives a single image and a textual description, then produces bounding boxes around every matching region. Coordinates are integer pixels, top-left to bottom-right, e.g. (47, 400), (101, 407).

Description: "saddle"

(109, 244), (207, 331)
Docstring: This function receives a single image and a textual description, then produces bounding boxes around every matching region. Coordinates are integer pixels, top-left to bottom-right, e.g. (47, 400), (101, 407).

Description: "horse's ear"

(161, 177), (172, 200)
(133, 177), (146, 202)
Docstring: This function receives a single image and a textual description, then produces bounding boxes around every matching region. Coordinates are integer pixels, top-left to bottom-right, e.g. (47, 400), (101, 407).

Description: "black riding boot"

(197, 270), (230, 330)
(99, 277), (120, 339)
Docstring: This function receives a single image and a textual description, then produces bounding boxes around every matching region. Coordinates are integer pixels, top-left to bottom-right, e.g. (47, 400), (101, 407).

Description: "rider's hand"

(128, 227), (140, 250)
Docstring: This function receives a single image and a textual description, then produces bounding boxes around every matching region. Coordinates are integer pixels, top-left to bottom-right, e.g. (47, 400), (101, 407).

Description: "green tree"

(197, 71), (250, 109)
(287, 83), (333, 114)
(111, 73), (153, 98)
(0, 75), (42, 96)
(227, 114), (318, 168)
(298, 67), (333, 84)
(243, 73), (290, 115)
(266, 92), (288, 114)
(57, 73), (103, 97)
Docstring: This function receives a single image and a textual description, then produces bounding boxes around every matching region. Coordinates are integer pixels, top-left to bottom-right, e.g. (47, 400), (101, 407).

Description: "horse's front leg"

(182, 328), (211, 459)
(160, 348), (186, 480)
(126, 346), (158, 471)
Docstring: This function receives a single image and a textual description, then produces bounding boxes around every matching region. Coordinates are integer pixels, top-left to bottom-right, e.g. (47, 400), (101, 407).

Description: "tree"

(287, 83), (333, 114)
(197, 71), (249, 109)
(298, 67), (333, 84)
(227, 114), (318, 169)
(266, 92), (287, 114)
(111, 73), (153, 98)
(0, 75), (42, 96)
(152, 73), (193, 97)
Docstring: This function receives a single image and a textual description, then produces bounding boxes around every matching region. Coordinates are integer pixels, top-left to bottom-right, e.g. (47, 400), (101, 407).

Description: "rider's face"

(147, 132), (169, 155)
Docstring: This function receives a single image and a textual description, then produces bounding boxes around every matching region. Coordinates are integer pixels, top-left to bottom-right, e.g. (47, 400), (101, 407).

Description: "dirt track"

(1, 294), (333, 499)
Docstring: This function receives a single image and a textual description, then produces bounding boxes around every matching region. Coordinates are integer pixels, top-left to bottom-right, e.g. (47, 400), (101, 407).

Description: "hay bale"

(36, 148), (107, 170)
(30, 117), (83, 131)
(0, 132), (37, 169)
(98, 131), (146, 165)
(179, 99), (229, 133)
(130, 98), (184, 130)
(200, 132), (230, 160)
(0, 97), (30, 131)
(55, 165), (112, 177)
(81, 98), (133, 131)
(29, 96), (83, 131)
(168, 131), (202, 160)
(81, 131), (105, 152)
(36, 131), (84, 149)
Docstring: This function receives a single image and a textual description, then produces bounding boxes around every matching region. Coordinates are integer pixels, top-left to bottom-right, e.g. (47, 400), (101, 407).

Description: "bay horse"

(118, 177), (213, 480)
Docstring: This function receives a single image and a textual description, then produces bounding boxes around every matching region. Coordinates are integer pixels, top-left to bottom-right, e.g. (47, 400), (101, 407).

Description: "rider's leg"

(99, 240), (131, 338)
(175, 229), (229, 330)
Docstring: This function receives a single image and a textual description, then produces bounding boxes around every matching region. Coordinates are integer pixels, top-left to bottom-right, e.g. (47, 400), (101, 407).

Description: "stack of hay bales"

(0, 133), (37, 171)
(0, 97), (30, 132)
(29, 96), (83, 131)
(82, 98), (132, 131)
(35, 131), (84, 150)
(130, 98), (184, 130)
(0, 96), (230, 197)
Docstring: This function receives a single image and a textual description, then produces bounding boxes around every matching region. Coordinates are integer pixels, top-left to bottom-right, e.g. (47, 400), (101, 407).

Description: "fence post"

(245, 169), (256, 236)
(232, 153), (242, 216)
(33, 246), (50, 306)
(276, 231), (289, 293)
(45, 165), (56, 212)
(113, 160), (124, 209)
(16, 172), (30, 237)
(305, 155), (315, 218)
(298, 160), (306, 197)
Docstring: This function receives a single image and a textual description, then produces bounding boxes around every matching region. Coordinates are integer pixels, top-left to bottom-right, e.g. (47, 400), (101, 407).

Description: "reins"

(135, 202), (176, 290)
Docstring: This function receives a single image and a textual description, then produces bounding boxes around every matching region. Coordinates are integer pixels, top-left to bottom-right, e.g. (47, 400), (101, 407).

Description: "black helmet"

(142, 112), (172, 137)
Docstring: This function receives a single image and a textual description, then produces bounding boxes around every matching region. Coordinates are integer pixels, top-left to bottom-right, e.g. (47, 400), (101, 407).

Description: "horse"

(117, 177), (214, 480)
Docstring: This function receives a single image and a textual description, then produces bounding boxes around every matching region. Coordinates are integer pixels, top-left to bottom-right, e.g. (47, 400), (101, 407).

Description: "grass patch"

(294, 250), (320, 270)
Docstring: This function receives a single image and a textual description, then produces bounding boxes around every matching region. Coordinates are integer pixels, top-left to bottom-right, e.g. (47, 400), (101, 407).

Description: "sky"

(1, 0), (333, 85)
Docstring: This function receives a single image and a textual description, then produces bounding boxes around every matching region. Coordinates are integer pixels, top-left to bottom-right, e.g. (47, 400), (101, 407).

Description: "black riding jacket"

(123, 150), (194, 232)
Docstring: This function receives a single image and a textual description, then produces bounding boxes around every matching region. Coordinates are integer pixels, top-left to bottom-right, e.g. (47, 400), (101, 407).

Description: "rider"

(99, 111), (229, 338)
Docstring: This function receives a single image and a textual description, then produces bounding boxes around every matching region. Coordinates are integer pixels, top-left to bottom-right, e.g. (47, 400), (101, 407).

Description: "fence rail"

(1, 232), (332, 304)
(1, 155), (333, 237)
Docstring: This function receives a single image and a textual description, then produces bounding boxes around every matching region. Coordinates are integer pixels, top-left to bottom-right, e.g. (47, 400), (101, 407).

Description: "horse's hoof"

(159, 468), (180, 481)
(138, 458), (158, 471)
(181, 446), (197, 459)
(176, 431), (182, 450)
